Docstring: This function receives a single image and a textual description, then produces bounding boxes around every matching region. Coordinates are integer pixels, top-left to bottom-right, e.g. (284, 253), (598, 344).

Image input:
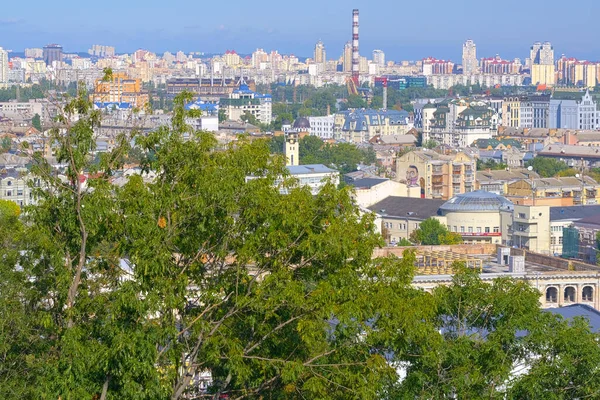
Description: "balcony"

(452, 176), (462, 184)
(432, 167), (443, 175)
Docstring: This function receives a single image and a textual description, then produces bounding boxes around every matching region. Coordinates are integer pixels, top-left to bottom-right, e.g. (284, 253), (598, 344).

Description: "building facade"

(549, 91), (600, 130)
(43, 44), (63, 66)
(396, 150), (476, 200)
(333, 109), (410, 143)
(462, 40), (478, 75)
(308, 115), (334, 139)
(220, 84), (272, 125)
(0, 47), (7, 83)
(90, 72), (149, 109)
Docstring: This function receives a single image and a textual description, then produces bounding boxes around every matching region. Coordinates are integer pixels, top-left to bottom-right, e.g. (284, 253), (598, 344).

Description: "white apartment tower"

(372, 50), (385, 67)
(530, 42), (554, 65)
(314, 41), (326, 64)
(0, 48), (8, 83)
(462, 40), (478, 75)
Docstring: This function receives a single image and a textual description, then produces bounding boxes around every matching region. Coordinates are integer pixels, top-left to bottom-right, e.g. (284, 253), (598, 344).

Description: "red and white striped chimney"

(352, 9), (359, 86)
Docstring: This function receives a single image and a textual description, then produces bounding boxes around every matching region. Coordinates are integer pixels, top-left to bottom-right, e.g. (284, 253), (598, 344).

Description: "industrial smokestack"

(352, 9), (359, 86)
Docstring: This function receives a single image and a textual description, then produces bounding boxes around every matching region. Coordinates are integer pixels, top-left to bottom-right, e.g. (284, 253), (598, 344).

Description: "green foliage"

(423, 139), (438, 149)
(410, 218), (463, 245)
(4, 86), (600, 400)
(297, 136), (376, 173)
(32, 113), (42, 131)
(477, 158), (508, 171)
(218, 108), (227, 123)
(397, 238), (413, 246)
(526, 157), (570, 178)
(240, 111), (259, 126)
(555, 168), (578, 177)
(0, 137), (11, 153)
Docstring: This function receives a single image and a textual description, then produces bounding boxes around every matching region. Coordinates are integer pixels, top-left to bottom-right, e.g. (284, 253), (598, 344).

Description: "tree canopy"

(2, 87), (600, 399)
(526, 157), (570, 178)
(410, 218), (463, 245)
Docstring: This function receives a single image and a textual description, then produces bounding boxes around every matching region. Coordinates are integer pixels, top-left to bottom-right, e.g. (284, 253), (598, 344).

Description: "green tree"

(410, 218), (463, 245)
(241, 111), (259, 125)
(218, 108), (227, 123)
(526, 157), (570, 178)
(477, 159), (508, 171)
(423, 139), (438, 149)
(32, 113), (42, 131)
(0, 137), (11, 153)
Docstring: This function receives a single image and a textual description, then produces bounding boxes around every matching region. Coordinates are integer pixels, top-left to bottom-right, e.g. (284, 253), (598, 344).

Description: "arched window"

(546, 287), (558, 303)
(583, 286), (594, 302)
(564, 287), (576, 303)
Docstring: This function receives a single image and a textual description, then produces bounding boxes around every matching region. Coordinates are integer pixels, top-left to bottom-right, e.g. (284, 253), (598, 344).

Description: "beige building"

(367, 197), (446, 244)
(396, 150), (476, 200)
(502, 205), (551, 254)
(439, 191), (513, 245)
(505, 176), (600, 207)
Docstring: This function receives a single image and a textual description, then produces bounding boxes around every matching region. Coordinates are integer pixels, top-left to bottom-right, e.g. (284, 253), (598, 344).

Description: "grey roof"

(367, 196), (445, 220)
(348, 178), (388, 189)
(440, 190), (514, 213)
(287, 164), (337, 175)
(293, 117), (311, 129)
(550, 205), (600, 221)
(546, 304), (600, 333)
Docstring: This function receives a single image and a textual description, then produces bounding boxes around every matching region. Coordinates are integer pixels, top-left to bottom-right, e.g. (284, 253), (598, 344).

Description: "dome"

(439, 190), (514, 213)
(293, 117), (311, 130)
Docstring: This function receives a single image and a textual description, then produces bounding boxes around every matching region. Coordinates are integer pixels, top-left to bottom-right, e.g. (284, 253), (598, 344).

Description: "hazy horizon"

(2, 0), (599, 62)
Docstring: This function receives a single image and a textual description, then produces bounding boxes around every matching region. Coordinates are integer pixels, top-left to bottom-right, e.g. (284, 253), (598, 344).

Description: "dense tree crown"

(1, 88), (600, 399)
(269, 135), (375, 174)
(410, 218), (463, 245)
(525, 157), (570, 178)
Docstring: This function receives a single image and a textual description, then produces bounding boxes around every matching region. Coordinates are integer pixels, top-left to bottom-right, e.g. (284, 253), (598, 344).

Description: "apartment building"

(396, 150), (476, 200)
(220, 84), (272, 125)
(90, 72), (149, 109)
(333, 109), (410, 143)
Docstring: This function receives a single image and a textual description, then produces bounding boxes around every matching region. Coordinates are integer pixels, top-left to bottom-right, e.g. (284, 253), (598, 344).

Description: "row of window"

(3, 190), (24, 197)
(450, 226), (500, 234)
(384, 222), (417, 230)
(546, 286), (593, 303)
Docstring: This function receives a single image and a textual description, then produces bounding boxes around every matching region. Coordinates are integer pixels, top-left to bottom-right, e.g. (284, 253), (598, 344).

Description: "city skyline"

(1, 0), (600, 61)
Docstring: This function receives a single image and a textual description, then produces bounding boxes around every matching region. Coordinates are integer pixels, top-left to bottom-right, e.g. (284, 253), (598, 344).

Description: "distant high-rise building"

(88, 45), (115, 58)
(462, 39), (478, 75)
(314, 40), (326, 64)
(25, 48), (43, 59)
(343, 42), (352, 72)
(372, 49), (385, 67)
(0, 47), (8, 83)
(530, 41), (555, 86)
(43, 44), (63, 66)
(530, 42), (554, 65)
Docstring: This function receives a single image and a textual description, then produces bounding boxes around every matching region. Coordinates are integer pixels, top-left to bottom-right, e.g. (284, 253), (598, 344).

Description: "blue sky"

(1, 0), (599, 61)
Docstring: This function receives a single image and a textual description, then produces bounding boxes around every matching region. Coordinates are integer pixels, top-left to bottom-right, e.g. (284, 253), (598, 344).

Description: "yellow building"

(502, 96), (522, 128)
(531, 64), (556, 86)
(396, 150), (476, 200)
(90, 72), (149, 109)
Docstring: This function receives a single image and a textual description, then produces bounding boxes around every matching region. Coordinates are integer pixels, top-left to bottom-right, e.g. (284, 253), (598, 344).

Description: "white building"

(220, 84), (272, 125)
(284, 164), (339, 195)
(372, 50), (385, 67)
(0, 100), (44, 121)
(308, 115), (334, 139)
(0, 171), (37, 207)
(0, 47), (8, 83)
(462, 40), (478, 75)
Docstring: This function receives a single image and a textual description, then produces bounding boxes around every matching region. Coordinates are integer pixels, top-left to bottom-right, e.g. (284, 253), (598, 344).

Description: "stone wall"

(374, 244), (498, 258)
(510, 247), (600, 272)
